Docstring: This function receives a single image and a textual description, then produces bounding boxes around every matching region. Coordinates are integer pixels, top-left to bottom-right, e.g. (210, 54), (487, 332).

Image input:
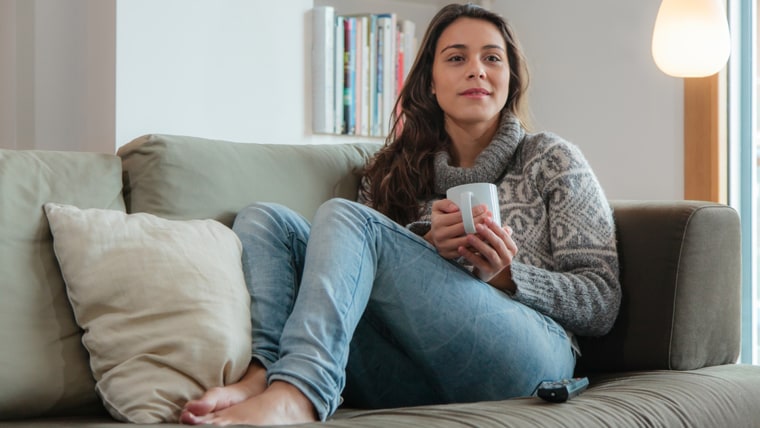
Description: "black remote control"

(535, 377), (589, 403)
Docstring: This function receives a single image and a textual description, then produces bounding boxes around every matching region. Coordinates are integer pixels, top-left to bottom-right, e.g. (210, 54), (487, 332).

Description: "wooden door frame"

(684, 73), (727, 203)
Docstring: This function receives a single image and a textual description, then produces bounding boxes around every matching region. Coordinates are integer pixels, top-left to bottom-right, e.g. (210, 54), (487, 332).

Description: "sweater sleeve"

(511, 139), (621, 337)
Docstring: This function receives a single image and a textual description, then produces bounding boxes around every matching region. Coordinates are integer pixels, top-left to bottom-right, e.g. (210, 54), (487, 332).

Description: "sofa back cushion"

(118, 134), (380, 225)
(0, 149), (124, 419)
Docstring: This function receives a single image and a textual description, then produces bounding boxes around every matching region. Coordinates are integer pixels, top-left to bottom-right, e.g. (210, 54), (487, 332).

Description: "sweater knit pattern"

(361, 114), (621, 337)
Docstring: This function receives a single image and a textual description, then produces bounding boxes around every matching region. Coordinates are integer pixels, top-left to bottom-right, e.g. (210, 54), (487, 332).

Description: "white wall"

(495, 1), (684, 200)
(0, 0), (684, 200)
(116, 0), (314, 147)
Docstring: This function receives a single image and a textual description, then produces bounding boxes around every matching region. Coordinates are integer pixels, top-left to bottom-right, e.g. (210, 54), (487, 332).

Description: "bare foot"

(202, 381), (318, 426)
(180, 361), (267, 425)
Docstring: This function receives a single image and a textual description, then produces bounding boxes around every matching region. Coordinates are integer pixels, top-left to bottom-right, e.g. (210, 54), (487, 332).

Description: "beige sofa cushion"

(43, 203), (252, 423)
(0, 149), (124, 419)
(118, 134), (380, 225)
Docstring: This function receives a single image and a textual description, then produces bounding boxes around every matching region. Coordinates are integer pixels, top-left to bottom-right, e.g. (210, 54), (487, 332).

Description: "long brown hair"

(362, 3), (530, 225)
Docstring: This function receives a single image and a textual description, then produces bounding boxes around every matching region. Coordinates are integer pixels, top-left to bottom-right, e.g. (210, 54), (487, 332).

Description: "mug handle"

(460, 191), (476, 234)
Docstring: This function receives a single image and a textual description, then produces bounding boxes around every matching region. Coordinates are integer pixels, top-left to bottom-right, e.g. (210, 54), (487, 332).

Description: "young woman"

(181, 3), (620, 426)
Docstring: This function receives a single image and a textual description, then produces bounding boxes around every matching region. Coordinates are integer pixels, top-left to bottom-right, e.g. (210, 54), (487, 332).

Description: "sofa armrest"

(577, 200), (741, 372)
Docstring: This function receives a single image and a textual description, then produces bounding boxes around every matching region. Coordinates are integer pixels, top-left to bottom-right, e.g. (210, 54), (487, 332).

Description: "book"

(342, 16), (356, 135)
(376, 14), (396, 136)
(396, 25), (403, 102)
(311, 6), (335, 134)
(354, 16), (365, 136)
(358, 15), (370, 136)
(367, 14), (378, 136)
(399, 19), (416, 81)
(333, 15), (345, 134)
(376, 19), (384, 137)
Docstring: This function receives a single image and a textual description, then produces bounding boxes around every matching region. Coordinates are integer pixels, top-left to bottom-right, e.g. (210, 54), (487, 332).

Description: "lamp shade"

(652, 0), (731, 77)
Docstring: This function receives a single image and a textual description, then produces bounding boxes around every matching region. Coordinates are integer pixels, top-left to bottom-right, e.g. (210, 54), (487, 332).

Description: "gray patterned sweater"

(360, 114), (621, 337)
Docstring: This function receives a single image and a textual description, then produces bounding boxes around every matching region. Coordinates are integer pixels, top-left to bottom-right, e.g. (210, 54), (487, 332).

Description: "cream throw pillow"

(44, 203), (252, 423)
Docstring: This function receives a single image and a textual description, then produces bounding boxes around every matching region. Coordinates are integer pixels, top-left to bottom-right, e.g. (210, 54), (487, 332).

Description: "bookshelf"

(310, 1), (491, 140)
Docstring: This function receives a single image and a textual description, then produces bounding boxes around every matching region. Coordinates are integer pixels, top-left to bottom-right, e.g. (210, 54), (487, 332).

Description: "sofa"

(1, 134), (759, 427)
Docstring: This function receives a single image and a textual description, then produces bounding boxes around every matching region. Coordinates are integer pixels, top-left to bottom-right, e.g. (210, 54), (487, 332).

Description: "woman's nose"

(467, 63), (486, 79)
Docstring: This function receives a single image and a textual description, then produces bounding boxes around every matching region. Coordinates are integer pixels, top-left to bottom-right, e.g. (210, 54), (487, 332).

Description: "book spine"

(376, 19), (384, 137)
(396, 26), (403, 102)
(368, 15), (378, 137)
(377, 14), (395, 135)
(311, 6), (335, 134)
(359, 15), (370, 137)
(342, 17), (356, 135)
(353, 17), (364, 136)
(333, 16), (344, 134)
(400, 19), (416, 81)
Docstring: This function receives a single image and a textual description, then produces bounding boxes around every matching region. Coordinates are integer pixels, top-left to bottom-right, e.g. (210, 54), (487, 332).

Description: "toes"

(183, 387), (226, 417)
(183, 398), (216, 418)
(179, 409), (213, 425)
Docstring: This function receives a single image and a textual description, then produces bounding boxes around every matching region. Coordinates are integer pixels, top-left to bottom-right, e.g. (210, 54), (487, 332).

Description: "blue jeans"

(231, 199), (575, 421)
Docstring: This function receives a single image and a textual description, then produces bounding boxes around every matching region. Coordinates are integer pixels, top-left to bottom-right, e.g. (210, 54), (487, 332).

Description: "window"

(683, 0), (756, 364)
(726, 0), (757, 364)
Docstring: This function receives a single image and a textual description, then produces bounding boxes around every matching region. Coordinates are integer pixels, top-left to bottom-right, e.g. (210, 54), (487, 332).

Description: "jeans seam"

(345, 216), (372, 315)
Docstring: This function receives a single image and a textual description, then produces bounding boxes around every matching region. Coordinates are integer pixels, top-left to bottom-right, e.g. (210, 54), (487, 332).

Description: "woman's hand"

(424, 199), (490, 259)
(458, 216), (519, 293)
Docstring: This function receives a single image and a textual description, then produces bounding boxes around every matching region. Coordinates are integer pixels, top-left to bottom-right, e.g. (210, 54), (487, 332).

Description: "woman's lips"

(460, 88), (491, 97)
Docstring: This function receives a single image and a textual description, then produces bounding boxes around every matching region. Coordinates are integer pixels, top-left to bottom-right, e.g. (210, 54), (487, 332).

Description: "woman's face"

(431, 17), (510, 127)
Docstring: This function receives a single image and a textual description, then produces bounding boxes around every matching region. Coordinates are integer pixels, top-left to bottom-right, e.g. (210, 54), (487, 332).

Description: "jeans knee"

(320, 197), (356, 211)
(233, 202), (304, 236)
(315, 198), (370, 224)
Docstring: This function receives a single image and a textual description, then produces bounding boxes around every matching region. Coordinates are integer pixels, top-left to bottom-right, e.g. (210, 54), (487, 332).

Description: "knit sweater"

(360, 114), (621, 337)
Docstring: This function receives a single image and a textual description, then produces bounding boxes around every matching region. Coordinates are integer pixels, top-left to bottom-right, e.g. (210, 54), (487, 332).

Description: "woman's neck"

(445, 116), (500, 167)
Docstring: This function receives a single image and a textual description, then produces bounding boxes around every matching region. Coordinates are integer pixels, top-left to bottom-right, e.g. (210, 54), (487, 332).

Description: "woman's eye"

(485, 55), (501, 62)
(447, 55), (465, 62)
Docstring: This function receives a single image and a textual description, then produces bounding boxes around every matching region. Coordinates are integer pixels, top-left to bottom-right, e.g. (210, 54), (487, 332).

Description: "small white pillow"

(44, 203), (252, 423)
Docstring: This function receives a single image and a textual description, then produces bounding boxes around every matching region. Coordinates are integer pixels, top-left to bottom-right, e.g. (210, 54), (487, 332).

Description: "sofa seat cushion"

(43, 203), (251, 423)
(13, 364), (760, 427)
(0, 149), (124, 419)
(333, 365), (760, 427)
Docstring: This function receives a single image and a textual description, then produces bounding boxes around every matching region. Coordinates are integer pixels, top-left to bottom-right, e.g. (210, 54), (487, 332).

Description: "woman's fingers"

(458, 217), (517, 281)
(430, 199), (467, 258)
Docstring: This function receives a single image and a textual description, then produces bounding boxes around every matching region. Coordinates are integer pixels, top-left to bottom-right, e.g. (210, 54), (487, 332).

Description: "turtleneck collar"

(433, 114), (525, 194)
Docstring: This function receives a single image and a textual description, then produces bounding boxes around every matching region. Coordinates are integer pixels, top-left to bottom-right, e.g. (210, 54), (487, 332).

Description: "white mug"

(446, 183), (501, 234)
